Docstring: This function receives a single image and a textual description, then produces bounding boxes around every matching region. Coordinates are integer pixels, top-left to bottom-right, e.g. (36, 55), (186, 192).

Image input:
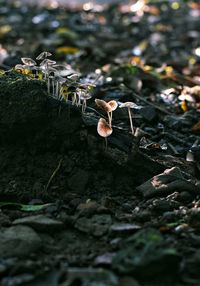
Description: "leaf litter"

(0, 1), (200, 286)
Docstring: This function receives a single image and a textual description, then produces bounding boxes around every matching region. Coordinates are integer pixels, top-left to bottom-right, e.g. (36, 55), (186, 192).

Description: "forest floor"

(0, 1), (200, 286)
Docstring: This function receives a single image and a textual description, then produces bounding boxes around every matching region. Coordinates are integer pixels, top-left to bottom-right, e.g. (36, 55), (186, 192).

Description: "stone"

(110, 223), (141, 236)
(13, 215), (63, 232)
(60, 268), (118, 286)
(75, 214), (112, 237)
(112, 228), (180, 278)
(0, 226), (41, 258)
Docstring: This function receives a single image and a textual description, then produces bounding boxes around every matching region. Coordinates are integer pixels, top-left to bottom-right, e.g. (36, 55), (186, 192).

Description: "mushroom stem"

(47, 77), (50, 94)
(82, 99), (86, 113)
(128, 107), (134, 135)
(105, 137), (108, 151)
(107, 112), (112, 128)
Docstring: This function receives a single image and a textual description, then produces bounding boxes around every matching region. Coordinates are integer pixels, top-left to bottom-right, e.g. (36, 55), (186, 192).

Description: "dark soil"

(0, 1), (200, 286)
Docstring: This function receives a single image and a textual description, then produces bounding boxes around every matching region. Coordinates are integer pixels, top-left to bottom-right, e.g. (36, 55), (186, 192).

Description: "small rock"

(75, 214), (112, 237)
(76, 201), (109, 217)
(133, 210), (152, 222)
(12, 215), (63, 232)
(112, 228), (180, 277)
(94, 253), (116, 266)
(0, 226), (41, 258)
(60, 268), (118, 286)
(178, 191), (193, 203)
(150, 199), (174, 213)
(189, 208), (200, 228)
(162, 211), (179, 222)
(110, 223), (141, 236)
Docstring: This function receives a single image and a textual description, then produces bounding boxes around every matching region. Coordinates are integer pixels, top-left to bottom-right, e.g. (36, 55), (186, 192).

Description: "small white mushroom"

(21, 57), (36, 66)
(77, 88), (92, 112)
(36, 51), (52, 60)
(54, 75), (66, 99)
(119, 101), (139, 135)
(40, 59), (57, 81)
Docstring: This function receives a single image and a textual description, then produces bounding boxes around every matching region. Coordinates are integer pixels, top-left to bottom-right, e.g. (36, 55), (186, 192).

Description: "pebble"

(12, 215), (63, 232)
(0, 226), (41, 258)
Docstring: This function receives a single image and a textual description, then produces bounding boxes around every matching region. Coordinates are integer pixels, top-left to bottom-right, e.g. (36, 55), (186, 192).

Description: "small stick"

(45, 158), (63, 192)
(129, 90), (172, 115)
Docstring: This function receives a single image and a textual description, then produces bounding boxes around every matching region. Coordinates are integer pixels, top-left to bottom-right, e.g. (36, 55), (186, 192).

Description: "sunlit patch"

(164, 66), (174, 76)
(83, 2), (94, 11)
(95, 69), (101, 75)
(194, 47), (200, 57)
(188, 56), (196, 65)
(56, 46), (79, 55)
(130, 0), (145, 13)
(106, 77), (112, 82)
(0, 45), (8, 64)
(171, 2), (180, 10)
(143, 65), (152, 72)
(0, 25), (12, 36)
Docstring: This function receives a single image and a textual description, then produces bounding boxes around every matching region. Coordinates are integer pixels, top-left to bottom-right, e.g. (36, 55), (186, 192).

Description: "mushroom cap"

(36, 51), (52, 60)
(77, 89), (92, 100)
(119, 101), (140, 109)
(108, 100), (118, 111)
(21, 57), (36, 66)
(97, 118), (113, 137)
(15, 64), (24, 70)
(40, 59), (56, 67)
(95, 99), (113, 113)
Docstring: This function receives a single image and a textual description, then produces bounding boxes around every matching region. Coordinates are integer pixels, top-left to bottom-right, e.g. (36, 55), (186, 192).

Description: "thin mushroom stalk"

(127, 107), (134, 135)
(119, 102), (142, 136)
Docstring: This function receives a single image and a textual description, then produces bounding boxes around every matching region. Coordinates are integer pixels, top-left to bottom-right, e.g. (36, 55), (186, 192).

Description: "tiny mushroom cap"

(78, 90), (92, 100)
(21, 57), (36, 66)
(40, 59), (56, 67)
(108, 100), (118, 111)
(36, 51), (52, 60)
(97, 118), (113, 137)
(15, 64), (24, 70)
(119, 102), (139, 109)
(95, 99), (113, 113)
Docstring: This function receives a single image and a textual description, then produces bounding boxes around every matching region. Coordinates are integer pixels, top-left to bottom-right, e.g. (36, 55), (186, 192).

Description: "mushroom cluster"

(14, 52), (88, 107)
(14, 52), (140, 143)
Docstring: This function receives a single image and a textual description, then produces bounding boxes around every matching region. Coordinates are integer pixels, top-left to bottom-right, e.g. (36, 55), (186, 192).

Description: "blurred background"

(1, 0), (200, 78)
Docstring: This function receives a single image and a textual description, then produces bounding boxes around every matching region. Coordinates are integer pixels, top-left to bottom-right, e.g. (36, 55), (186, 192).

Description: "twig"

(45, 158), (63, 192)
(126, 87), (172, 115)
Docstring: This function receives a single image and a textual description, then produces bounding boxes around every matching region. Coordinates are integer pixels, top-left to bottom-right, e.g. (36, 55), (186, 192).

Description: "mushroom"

(95, 99), (117, 128)
(21, 57), (36, 67)
(119, 101), (139, 135)
(36, 51), (52, 60)
(77, 88), (92, 112)
(40, 59), (56, 81)
(54, 75), (66, 99)
(97, 118), (113, 150)
(20, 58), (37, 75)
(97, 118), (113, 137)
